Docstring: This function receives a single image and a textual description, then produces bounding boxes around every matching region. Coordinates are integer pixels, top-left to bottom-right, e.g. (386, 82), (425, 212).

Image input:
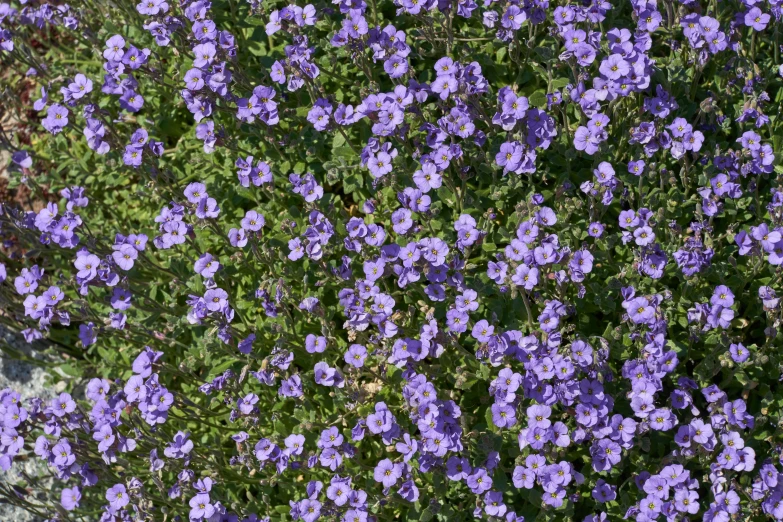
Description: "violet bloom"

(204, 288), (228, 312)
(94, 424), (115, 452)
(624, 297), (655, 324)
(51, 392), (76, 417)
(104, 35), (126, 61)
(649, 408), (674, 431)
(305, 333), (327, 354)
(633, 226), (655, 246)
(527, 404), (552, 429)
(745, 7), (770, 31)
(184, 182), (207, 204)
(512, 264), (538, 290)
(345, 344), (368, 367)
(14, 272), (37, 295)
(194, 253), (221, 278)
(42, 104), (69, 134)
(467, 468), (492, 494)
(241, 210), (265, 231)
(674, 489), (699, 514)
(501, 5), (525, 30)
(112, 244), (138, 270)
(189, 493), (215, 519)
(238, 393), (259, 414)
(229, 227), (248, 247)
(367, 409), (393, 434)
(23, 295), (46, 319)
(491, 402), (516, 428)
(61, 486), (81, 511)
(628, 159), (645, 176)
(68, 74), (93, 99)
(299, 499), (321, 522)
(193, 42), (217, 68)
(484, 490), (507, 517)
(446, 308), (468, 334)
(119, 90), (145, 112)
(599, 54), (629, 80)
(512, 466), (535, 489)
(373, 459), (402, 488)
(368, 151), (393, 178)
(729, 343), (750, 363)
(471, 320), (494, 342)
(164, 431), (194, 459)
(307, 101), (332, 131)
(574, 125), (600, 154)
(384, 55), (409, 78)
(106, 484), (129, 511)
(711, 285), (735, 307)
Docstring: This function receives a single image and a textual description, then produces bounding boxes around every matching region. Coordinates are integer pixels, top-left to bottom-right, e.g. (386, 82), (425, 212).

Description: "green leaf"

(60, 363), (82, 377)
(332, 131), (346, 149)
(210, 359), (236, 377)
(343, 173), (363, 193)
(529, 91), (547, 108)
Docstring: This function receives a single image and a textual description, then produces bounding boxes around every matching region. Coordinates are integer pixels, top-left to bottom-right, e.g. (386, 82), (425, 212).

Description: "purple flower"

(112, 244), (138, 270)
(512, 264), (538, 290)
(484, 490), (507, 517)
(446, 308), (468, 334)
(229, 227), (247, 247)
(345, 344), (368, 367)
(384, 54), (409, 78)
(373, 459), (402, 488)
(42, 104), (69, 134)
(674, 489), (699, 514)
(526, 404), (552, 430)
(367, 408), (393, 434)
(307, 101), (332, 131)
(51, 392), (76, 417)
(745, 7), (770, 31)
(61, 486), (81, 511)
(94, 424), (115, 452)
(491, 402), (516, 428)
(299, 499), (321, 522)
(471, 319), (494, 342)
(710, 285), (735, 307)
(512, 466), (535, 489)
(137, 0), (169, 15)
(467, 468), (492, 494)
(624, 296), (655, 324)
(68, 74), (93, 99)
(164, 431), (194, 459)
(194, 253), (221, 278)
(193, 42), (217, 68)
(501, 5), (526, 30)
(633, 226), (655, 246)
(104, 35), (126, 61)
(106, 484), (129, 511)
(599, 54), (630, 80)
(189, 493), (215, 519)
(241, 210), (265, 232)
(729, 343), (750, 363)
(204, 288), (228, 312)
(368, 152), (393, 179)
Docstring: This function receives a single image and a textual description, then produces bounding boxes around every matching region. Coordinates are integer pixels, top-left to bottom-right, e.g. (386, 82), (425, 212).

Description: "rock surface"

(0, 325), (60, 522)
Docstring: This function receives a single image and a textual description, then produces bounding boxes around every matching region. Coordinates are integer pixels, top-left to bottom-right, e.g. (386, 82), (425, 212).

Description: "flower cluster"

(1, 0), (783, 520)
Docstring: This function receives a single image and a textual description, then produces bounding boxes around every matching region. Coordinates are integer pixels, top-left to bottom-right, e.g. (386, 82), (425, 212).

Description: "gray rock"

(0, 325), (60, 522)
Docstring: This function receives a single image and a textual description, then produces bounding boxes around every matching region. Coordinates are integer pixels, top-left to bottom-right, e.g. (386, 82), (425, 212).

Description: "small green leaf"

(529, 91), (548, 108)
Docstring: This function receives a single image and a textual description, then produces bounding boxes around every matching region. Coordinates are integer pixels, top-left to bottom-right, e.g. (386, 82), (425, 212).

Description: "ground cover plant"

(1, 0), (783, 520)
